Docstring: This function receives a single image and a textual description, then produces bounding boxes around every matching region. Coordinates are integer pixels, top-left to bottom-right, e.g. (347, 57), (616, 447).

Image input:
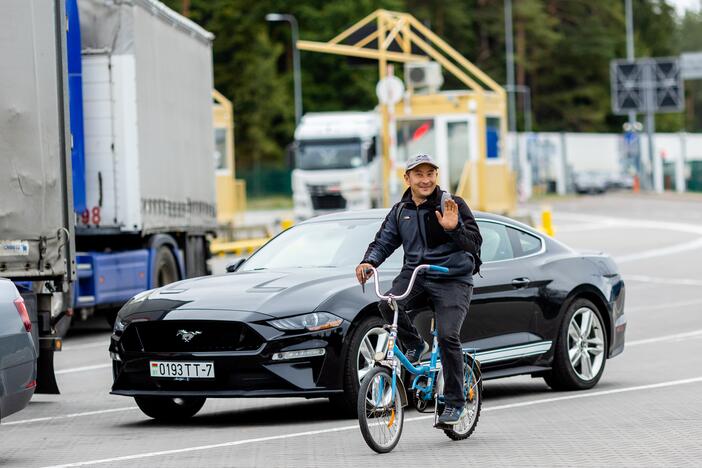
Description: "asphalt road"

(3, 193), (702, 467)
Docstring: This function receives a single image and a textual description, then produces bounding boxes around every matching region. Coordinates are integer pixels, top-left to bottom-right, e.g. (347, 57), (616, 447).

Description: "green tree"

(676, 10), (702, 131)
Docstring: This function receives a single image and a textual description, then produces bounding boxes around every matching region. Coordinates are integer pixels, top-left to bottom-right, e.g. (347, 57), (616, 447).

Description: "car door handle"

(511, 277), (530, 288)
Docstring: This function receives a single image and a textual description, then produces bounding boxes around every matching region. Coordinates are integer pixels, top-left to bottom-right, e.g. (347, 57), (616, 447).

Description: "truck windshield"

(296, 139), (364, 170)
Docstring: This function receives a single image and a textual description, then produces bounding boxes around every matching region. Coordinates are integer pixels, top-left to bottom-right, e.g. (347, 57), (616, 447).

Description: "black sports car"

(110, 210), (626, 421)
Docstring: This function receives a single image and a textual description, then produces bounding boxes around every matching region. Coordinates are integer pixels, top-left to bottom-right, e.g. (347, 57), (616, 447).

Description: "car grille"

(121, 320), (262, 353)
(311, 194), (346, 210)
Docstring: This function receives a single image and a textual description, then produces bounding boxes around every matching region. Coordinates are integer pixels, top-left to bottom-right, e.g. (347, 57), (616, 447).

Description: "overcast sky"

(668, 0), (701, 16)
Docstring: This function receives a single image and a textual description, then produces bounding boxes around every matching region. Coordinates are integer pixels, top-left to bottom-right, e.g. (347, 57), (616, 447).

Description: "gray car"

(0, 278), (37, 421)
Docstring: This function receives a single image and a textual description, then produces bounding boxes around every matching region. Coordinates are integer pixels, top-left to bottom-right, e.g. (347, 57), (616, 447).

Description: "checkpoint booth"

(298, 9), (516, 214)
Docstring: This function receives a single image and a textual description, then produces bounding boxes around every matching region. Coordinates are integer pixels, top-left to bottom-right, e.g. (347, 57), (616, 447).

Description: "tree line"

(164, 0), (702, 173)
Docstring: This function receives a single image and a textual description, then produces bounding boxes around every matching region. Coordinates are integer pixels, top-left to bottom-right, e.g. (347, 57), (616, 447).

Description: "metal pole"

(266, 14), (303, 127)
(677, 132), (687, 193)
(644, 61), (662, 193)
(289, 16), (303, 127)
(504, 0), (519, 174)
(378, 16), (391, 208)
(625, 0), (642, 187)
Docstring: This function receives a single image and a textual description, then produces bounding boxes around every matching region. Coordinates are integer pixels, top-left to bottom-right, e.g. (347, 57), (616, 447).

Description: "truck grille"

(121, 320), (262, 353)
(311, 194), (347, 210)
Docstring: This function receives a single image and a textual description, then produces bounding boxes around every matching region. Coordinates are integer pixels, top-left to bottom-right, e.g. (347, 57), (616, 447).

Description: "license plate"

(149, 361), (215, 379)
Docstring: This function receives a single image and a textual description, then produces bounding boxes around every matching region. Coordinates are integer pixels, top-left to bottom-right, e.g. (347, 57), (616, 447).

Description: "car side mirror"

(225, 258), (246, 273)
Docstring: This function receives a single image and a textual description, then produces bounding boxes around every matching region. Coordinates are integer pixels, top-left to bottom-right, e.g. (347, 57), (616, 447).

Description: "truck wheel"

(134, 396), (206, 421)
(153, 247), (179, 287)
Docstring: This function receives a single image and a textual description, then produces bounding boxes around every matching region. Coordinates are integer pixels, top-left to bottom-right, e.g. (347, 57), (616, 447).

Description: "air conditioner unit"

(405, 61), (443, 93)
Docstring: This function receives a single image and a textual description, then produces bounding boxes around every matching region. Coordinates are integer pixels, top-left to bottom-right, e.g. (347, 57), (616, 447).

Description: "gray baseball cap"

(405, 153), (439, 172)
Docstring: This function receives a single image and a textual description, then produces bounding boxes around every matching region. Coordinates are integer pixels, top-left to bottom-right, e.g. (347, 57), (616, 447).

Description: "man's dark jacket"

(361, 186), (483, 284)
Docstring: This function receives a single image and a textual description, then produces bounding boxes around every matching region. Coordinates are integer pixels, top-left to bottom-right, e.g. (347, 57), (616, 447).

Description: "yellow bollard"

(541, 207), (555, 237)
(280, 218), (295, 231)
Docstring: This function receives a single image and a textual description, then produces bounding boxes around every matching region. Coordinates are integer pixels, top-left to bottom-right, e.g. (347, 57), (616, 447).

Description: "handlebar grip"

(428, 265), (449, 273)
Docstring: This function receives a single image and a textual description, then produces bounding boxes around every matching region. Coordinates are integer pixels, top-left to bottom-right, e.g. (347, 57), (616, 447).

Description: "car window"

(514, 228), (542, 257)
(476, 221), (514, 262)
(240, 219), (403, 271)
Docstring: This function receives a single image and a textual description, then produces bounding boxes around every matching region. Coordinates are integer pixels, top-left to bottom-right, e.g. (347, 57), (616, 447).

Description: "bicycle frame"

(364, 264), (448, 404)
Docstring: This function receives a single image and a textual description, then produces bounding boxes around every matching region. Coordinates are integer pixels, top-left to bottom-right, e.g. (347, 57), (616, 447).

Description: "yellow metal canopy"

(297, 9), (515, 214)
(297, 9), (505, 96)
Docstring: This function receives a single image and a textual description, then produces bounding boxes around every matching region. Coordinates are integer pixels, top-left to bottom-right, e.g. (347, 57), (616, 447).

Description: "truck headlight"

(269, 312), (343, 332)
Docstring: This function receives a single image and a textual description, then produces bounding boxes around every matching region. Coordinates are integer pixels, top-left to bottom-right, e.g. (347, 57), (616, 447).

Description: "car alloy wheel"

(545, 298), (608, 391)
(567, 306), (606, 381)
(357, 326), (389, 383)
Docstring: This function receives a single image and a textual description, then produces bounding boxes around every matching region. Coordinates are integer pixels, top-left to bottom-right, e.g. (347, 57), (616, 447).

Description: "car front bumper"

(110, 320), (350, 398)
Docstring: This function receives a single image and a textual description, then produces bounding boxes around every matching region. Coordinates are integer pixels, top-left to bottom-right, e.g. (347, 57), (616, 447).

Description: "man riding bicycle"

(355, 153), (482, 426)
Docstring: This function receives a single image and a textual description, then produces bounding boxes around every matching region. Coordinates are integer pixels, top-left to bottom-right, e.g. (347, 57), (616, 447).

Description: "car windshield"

(240, 219), (403, 271)
(296, 139), (364, 170)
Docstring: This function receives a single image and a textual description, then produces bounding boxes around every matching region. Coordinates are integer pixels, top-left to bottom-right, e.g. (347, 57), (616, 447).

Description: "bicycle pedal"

(433, 422), (452, 430)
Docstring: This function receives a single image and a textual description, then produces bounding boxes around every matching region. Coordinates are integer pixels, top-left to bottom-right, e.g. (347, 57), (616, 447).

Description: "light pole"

(266, 13), (302, 127)
(624, 0), (644, 188)
(504, 0), (519, 180)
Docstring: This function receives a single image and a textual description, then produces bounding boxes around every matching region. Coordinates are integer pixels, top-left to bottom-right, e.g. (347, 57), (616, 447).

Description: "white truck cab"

(292, 112), (381, 219)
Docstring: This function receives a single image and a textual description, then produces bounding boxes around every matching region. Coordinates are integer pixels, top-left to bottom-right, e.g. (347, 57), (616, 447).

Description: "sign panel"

(610, 58), (684, 114)
(680, 52), (702, 80)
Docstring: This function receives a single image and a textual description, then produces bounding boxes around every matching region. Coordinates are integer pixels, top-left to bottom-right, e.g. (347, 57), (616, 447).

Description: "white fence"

(506, 132), (702, 197)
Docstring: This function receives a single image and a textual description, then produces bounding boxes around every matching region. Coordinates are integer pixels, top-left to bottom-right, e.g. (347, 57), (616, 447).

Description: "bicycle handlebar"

(363, 264), (449, 301)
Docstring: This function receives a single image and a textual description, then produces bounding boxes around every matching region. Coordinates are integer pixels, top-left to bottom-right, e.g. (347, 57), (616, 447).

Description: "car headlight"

(113, 316), (127, 333)
(269, 312), (343, 332)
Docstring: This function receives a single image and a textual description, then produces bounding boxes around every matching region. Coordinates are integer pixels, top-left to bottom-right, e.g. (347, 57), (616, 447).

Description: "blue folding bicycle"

(357, 264), (482, 453)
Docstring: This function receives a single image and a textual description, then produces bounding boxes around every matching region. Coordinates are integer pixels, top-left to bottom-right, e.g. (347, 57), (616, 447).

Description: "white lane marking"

(62, 341), (110, 351)
(553, 212), (702, 264)
(624, 274), (702, 287)
(12, 329), (701, 426)
(555, 212), (702, 235)
(615, 237), (702, 263)
(55, 363), (111, 375)
(556, 223), (616, 233)
(3, 406), (137, 426)
(627, 329), (702, 347)
(42, 376), (702, 468)
(627, 298), (702, 313)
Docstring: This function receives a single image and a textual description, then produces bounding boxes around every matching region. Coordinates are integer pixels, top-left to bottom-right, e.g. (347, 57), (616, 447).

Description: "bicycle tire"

(357, 366), (404, 453)
(443, 355), (482, 441)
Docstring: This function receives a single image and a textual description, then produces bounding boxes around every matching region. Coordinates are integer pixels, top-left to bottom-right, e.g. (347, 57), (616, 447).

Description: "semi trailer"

(0, 0), (216, 393)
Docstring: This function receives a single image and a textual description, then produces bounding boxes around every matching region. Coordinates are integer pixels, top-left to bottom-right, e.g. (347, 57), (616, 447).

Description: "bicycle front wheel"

(357, 366), (404, 453)
(444, 353), (482, 441)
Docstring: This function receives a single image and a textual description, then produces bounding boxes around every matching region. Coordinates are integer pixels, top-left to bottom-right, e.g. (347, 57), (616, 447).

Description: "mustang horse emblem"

(176, 330), (202, 343)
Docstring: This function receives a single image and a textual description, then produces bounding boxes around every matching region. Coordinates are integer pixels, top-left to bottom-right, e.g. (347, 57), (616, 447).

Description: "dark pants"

(378, 273), (473, 407)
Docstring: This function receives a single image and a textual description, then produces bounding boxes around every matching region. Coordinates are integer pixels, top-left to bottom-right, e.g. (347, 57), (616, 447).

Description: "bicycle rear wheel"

(357, 366), (404, 453)
(444, 354), (482, 441)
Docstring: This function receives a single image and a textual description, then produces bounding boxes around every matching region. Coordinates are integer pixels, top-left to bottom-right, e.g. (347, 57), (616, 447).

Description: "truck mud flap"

(36, 339), (62, 394)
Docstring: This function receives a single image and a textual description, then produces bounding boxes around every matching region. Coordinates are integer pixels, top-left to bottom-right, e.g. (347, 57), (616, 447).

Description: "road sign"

(610, 58), (684, 114)
(681, 52), (702, 80)
(376, 75), (405, 105)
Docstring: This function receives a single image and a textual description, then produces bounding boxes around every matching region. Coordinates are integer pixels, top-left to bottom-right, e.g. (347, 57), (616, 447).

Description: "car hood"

(120, 268), (372, 321)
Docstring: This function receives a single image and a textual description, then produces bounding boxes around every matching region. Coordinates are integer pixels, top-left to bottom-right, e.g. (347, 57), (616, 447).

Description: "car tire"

(545, 298), (607, 391)
(134, 396), (206, 421)
(330, 315), (387, 417)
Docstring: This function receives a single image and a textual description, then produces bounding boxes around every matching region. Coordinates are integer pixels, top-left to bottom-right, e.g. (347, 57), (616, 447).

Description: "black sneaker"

(404, 340), (430, 363)
(437, 404), (466, 425)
